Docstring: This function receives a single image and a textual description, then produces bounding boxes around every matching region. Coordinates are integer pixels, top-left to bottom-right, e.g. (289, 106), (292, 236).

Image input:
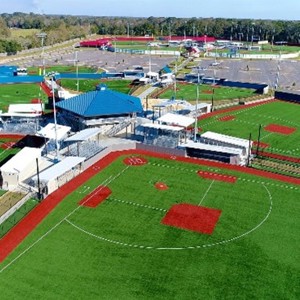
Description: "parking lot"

(192, 58), (300, 91)
(2, 46), (300, 92)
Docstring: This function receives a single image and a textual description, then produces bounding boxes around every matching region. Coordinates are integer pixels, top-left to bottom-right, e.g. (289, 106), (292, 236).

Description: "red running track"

(1, 148), (300, 263)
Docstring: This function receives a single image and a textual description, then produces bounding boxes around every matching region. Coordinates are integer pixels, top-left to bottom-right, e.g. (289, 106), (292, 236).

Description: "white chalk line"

(0, 166), (129, 274)
(198, 180), (215, 206)
(64, 183), (273, 251)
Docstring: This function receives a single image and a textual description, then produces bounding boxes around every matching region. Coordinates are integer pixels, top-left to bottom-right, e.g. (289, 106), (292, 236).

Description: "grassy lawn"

(198, 100), (300, 155)
(9, 28), (39, 38)
(158, 82), (256, 102)
(0, 154), (298, 299)
(0, 83), (48, 111)
(59, 79), (133, 94)
(0, 199), (39, 238)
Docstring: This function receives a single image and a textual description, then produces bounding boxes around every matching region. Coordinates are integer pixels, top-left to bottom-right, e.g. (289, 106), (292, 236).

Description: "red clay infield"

(79, 186), (111, 208)
(218, 115), (235, 121)
(123, 156), (148, 166)
(162, 203), (222, 234)
(155, 182), (169, 190)
(197, 170), (237, 183)
(264, 124), (296, 135)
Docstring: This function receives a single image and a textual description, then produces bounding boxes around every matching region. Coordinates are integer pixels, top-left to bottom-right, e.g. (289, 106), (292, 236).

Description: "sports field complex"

(0, 38), (299, 299)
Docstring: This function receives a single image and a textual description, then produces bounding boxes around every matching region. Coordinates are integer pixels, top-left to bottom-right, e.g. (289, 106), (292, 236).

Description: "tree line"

(1, 12), (300, 53)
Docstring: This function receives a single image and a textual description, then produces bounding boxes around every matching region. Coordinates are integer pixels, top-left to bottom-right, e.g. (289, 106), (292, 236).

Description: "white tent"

(64, 127), (102, 142)
(37, 123), (71, 141)
(157, 113), (195, 128)
(141, 123), (184, 132)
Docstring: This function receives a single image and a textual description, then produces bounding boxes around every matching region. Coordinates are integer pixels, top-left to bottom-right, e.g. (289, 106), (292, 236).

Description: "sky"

(2, 0), (300, 21)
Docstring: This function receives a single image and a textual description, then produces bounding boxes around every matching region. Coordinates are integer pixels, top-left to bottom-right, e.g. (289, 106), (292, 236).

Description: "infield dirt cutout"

(197, 170), (237, 183)
(264, 123), (296, 135)
(218, 115), (235, 122)
(162, 203), (222, 234)
(79, 186), (112, 208)
(123, 156), (148, 166)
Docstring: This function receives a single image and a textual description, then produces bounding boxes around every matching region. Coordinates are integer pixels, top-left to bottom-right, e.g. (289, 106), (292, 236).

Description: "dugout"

(182, 140), (244, 165)
(31, 156), (85, 196)
(274, 91), (300, 104)
(200, 131), (251, 165)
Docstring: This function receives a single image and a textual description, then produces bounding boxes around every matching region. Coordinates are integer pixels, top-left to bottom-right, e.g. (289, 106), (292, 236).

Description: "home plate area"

(162, 203), (222, 235)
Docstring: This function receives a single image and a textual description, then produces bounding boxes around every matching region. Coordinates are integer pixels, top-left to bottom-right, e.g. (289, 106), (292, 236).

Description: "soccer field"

(0, 151), (299, 299)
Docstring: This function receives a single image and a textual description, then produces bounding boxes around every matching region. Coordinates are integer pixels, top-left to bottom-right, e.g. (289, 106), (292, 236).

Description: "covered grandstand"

(137, 123), (185, 148)
(62, 128), (104, 159)
(55, 85), (143, 133)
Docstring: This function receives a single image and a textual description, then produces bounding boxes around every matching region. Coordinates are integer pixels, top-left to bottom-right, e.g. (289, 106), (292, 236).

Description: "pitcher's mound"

(155, 182), (169, 190)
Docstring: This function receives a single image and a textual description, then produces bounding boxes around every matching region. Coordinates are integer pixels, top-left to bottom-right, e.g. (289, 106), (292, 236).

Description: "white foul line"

(198, 180), (215, 206)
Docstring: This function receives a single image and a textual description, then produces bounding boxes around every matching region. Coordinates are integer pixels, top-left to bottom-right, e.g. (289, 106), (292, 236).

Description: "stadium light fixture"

(36, 32), (47, 75)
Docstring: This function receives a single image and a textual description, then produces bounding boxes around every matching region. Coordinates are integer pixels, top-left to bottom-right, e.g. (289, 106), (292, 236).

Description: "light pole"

(194, 68), (201, 141)
(51, 77), (59, 162)
(36, 32), (47, 75)
(75, 50), (79, 92)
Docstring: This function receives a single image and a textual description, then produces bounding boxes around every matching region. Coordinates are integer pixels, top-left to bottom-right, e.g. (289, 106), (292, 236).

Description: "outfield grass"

(59, 79), (133, 94)
(198, 100), (300, 155)
(0, 83), (48, 111)
(0, 153), (298, 299)
(158, 83), (256, 102)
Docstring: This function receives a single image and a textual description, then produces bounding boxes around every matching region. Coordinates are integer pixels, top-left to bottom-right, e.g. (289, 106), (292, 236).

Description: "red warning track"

(0, 134), (25, 140)
(200, 99), (275, 120)
(264, 124), (296, 135)
(197, 171), (237, 183)
(1, 148), (300, 263)
(79, 186), (111, 208)
(162, 203), (222, 234)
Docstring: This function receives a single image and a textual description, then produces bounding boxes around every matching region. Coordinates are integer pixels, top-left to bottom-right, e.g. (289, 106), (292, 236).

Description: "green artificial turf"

(199, 100), (300, 155)
(0, 154), (299, 299)
(0, 83), (48, 112)
(159, 83), (256, 102)
(59, 79), (133, 94)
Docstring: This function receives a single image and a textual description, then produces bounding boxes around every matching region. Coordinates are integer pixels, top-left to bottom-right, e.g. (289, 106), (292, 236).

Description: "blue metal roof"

(56, 87), (143, 117)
